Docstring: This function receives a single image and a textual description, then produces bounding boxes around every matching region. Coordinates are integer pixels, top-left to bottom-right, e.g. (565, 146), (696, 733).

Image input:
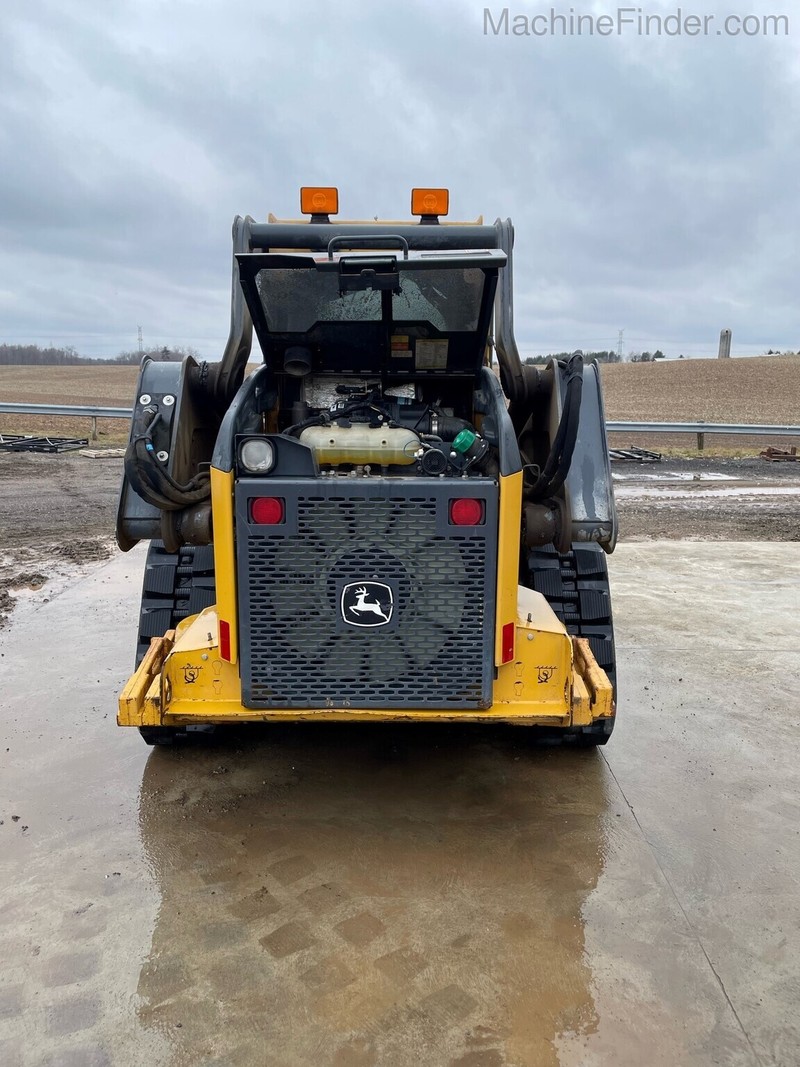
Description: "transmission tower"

(138, 326), (143, 355)
(617, 329), (624, 361)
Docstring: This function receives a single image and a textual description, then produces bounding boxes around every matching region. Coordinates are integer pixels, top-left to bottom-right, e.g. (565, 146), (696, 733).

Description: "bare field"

(602, 356), (800, 453)
(599, 354), (800, 423)
(2, 356), (799, 450)
(2, 353), (799, 417)
(0, 363), (138, 403)
(0, 364), (138, 441)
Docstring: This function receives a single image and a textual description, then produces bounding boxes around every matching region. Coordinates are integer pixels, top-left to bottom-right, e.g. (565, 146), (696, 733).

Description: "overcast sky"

(1, 0), (798, 360)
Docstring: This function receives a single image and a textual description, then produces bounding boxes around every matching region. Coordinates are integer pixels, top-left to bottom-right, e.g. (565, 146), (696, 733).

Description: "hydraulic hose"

(282, 413), (330, 438)
(525, 352), (584, 500)
(124, 409), (210, 511)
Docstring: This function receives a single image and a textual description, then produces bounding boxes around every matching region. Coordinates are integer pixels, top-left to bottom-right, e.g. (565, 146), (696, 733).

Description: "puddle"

(614, 484), (800, 500)
(612, 470), (738, 483)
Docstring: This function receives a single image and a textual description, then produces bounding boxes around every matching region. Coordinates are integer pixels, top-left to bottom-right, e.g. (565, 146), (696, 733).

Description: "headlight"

(239, 437), (276, 474)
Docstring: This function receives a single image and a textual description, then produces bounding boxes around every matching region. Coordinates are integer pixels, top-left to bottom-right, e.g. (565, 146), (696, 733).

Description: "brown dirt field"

(599, 354), (800, 423)
(2, 354), (799, 454)
(0, 365), (139, 442)
(3, 354), (799, 426)
(0, 364), (138, 404)
(602, 355), (800, 454)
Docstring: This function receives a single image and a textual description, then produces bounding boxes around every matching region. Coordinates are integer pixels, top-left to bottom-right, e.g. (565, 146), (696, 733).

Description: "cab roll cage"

(201, 216), (529, 410)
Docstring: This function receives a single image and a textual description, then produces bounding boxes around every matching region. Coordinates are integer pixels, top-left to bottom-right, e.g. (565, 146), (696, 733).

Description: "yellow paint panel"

(572, 637), (614, 719)
(162, 609), (243, 713)
(570, 672), (592, 725)
(118, 630), (174, 727)
(495, 592), (573, 718)
(117, 576), (614, 731)
(494, 471), (523, 664)
(211, 466), (238, 664)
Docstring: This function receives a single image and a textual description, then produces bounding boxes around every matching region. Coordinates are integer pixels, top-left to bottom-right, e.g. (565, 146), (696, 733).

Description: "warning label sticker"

(390, 334), (412, 358)
(415, 340), (449, 369)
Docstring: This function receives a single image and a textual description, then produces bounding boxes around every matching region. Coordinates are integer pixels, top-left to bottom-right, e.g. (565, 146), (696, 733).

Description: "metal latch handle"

(327, 234), (409, 260)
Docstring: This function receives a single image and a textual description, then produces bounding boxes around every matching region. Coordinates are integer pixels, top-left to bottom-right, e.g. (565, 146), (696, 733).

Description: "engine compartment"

(274, 377), (499, 478)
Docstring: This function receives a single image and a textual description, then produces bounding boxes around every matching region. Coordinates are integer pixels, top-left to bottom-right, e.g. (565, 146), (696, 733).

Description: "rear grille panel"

(236, 480), (498, 709)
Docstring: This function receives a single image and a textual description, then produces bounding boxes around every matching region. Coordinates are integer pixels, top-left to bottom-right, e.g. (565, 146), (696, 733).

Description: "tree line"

(523, 350), (622, 365)
(523, 349), (666, 365)
(0, 343), (199, 366)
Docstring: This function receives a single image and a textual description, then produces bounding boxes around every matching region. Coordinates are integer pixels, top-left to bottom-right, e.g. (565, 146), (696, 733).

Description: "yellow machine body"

(119, 466), (614, 729)
(117, 192), (617, 739)
(119, 603), (612, 728)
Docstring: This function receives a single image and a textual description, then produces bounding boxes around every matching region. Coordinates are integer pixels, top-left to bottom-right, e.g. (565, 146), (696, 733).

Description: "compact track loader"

(117, 188), (617, 745)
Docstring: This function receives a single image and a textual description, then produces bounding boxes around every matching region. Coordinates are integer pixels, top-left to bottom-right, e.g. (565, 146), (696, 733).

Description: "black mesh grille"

(238, 486), (496, 709)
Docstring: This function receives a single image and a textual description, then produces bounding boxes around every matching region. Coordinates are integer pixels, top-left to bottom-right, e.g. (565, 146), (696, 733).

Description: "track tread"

(142, 564), (178, 596)
(526, 542), (616, 745)
(136, 541), (216, 666)
(135, 541), (217, 745)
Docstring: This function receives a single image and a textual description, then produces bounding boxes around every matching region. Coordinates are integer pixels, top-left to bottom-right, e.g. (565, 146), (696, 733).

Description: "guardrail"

(606, 421), (800, 436)
(0, 401), (133, 441)
(2, 403), (800, 449)
(0, 402), (133, 418)
(606, 420), (800, 449)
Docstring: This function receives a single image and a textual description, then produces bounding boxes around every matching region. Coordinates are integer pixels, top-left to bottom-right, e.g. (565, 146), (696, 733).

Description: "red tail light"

(251, 497), (285, 525)
(501, 622), (515, 664)
(449, 498), (485, 526)
(219, 619), (231, 661)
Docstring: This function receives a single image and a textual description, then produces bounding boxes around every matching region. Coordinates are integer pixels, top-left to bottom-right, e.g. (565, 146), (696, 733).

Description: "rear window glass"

(392, 269), (483, 332)
(256, 266), (486, 333)
(257, 270), (381, 331)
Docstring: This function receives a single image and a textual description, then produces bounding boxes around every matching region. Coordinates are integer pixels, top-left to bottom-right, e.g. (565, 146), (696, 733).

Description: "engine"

(281, 379), (496, 478)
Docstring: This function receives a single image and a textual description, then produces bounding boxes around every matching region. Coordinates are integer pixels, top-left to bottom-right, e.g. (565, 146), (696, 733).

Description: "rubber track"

(136, 541), (216, 665)
(526, 542), (616, 741)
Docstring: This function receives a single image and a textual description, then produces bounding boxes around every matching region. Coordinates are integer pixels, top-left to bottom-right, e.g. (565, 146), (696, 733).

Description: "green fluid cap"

(452, 428), (477, 454)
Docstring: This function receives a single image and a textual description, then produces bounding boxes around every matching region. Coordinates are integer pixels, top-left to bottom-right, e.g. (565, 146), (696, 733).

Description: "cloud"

(1, 0), (798, 357)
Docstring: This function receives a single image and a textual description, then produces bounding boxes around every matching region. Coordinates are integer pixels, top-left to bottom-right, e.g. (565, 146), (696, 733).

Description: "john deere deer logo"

(341, 582), (393, 628)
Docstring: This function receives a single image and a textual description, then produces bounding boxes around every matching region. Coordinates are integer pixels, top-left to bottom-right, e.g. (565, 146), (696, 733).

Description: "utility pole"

(137, 326), (143, 355)
(617, 329), (624, 361)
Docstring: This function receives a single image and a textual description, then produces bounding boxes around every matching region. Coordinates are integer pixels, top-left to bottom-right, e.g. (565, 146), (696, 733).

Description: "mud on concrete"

(611, 456), (800, 540)
(0, 452), (116, 628)
(0, 544), (114, 630)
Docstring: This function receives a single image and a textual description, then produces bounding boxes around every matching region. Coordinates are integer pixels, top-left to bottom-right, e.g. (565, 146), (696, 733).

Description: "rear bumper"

(119, 591), (614, 729)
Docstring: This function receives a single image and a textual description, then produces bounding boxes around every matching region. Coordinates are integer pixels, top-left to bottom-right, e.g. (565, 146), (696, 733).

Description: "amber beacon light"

(411, 187), (449, 218)
(300, 186), (339, 216)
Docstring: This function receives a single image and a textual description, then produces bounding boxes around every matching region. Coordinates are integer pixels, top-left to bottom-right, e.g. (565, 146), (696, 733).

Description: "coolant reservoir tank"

(298, 424), (419, 466)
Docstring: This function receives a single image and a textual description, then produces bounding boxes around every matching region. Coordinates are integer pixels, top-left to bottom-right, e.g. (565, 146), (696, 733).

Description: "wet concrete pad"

(1, 543), (799, 1065)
